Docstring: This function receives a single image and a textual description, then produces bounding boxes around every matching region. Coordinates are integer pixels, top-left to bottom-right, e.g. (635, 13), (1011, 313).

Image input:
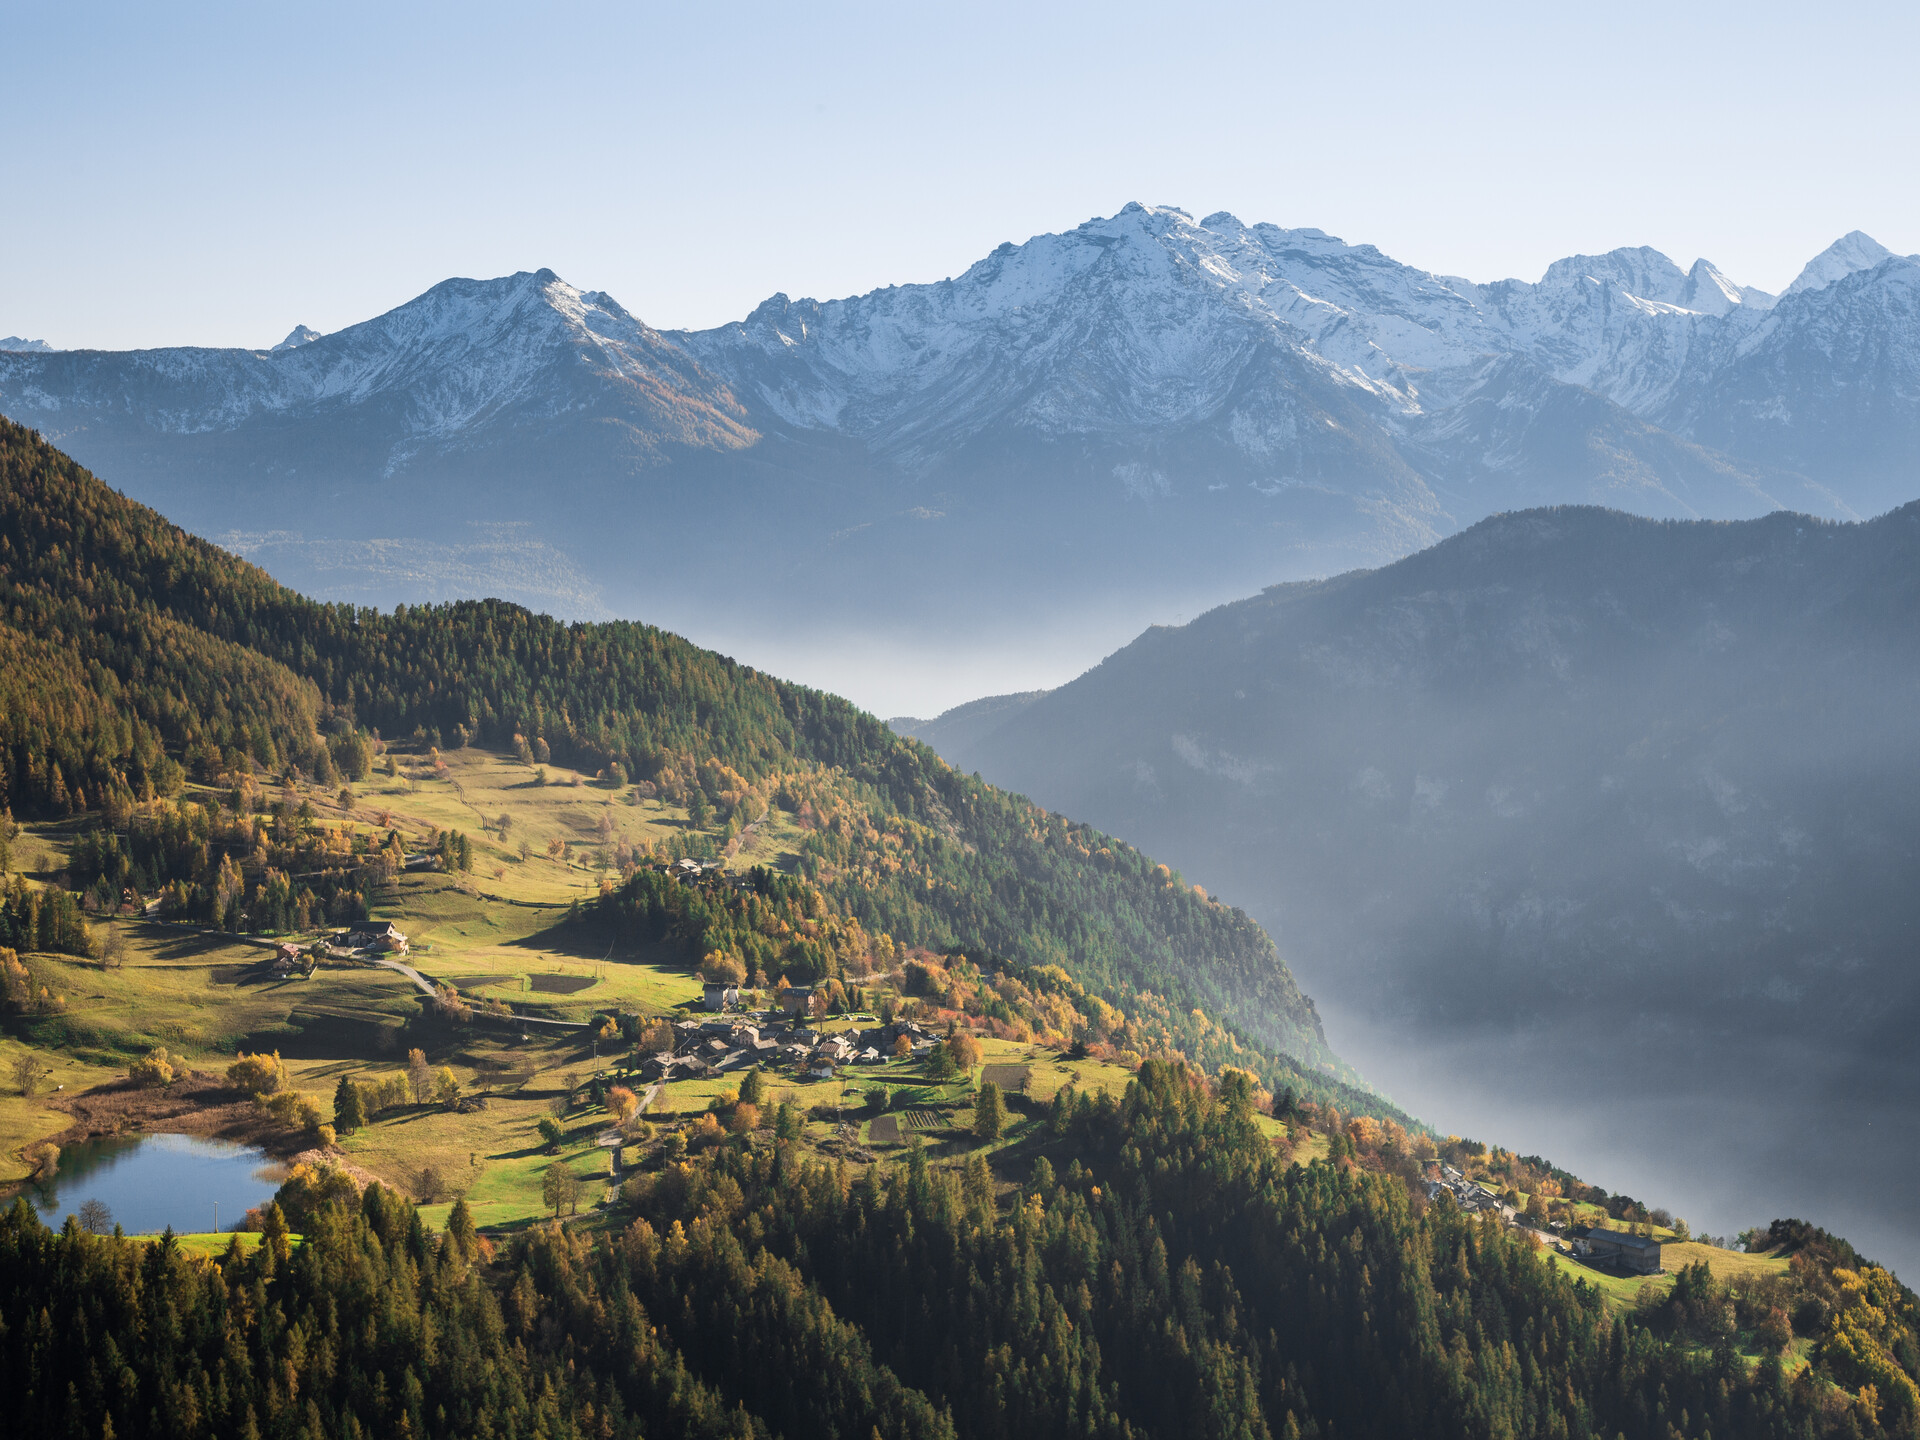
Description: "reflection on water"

(31, 1132), (286, 1235)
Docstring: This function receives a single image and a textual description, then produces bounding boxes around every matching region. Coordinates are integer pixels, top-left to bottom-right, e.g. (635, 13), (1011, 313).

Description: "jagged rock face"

(1667, 255), (1920, 511)
(0, 207), (1912, 648)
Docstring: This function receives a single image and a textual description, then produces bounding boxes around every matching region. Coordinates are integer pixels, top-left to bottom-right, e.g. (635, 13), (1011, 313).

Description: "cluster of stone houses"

(1421, 1163), (1509, 1217)
(1422, 1165), (1666, 1275)
(642, 1015), (938, 1085)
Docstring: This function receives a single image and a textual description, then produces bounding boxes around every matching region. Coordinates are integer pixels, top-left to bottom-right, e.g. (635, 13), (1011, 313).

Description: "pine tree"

(447, 1195), (478, 1257)
(739, 1065), (768, 1107)
(973, 1080), (1006, 1141)
(334, 1073), (367, 1133)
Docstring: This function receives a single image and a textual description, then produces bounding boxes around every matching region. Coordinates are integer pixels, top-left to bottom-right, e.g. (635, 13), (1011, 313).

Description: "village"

(1422, 1162), (1667, 1275)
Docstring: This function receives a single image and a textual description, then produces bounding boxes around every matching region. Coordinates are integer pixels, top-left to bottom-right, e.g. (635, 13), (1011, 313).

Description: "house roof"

(1586, 1228), (1661, 1251)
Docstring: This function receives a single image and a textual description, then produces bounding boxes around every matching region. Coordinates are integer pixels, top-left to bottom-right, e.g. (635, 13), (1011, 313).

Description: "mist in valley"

(911, 504), (1920, 1279)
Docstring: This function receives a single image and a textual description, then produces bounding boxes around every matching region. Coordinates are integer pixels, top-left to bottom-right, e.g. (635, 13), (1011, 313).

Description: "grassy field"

(1542, 1238), (1791, 1310)
(0, 749), (753, 1205)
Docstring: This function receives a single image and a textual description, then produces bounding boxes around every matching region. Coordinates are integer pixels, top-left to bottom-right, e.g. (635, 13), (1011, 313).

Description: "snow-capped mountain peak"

(272, 325), (322, 352)
(0, 336), (56, 353)
(1784, 231), (1894, 296)
(2, 206), (1914, 621)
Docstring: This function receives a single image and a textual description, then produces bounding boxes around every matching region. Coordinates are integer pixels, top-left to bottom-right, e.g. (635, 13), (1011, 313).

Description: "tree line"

(4, 1062), (1914, 1439)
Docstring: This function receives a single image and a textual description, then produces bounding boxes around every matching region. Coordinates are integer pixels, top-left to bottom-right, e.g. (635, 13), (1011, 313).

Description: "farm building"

(1581, 1228), (1663, 1274)
(702, 981), (740, 1012)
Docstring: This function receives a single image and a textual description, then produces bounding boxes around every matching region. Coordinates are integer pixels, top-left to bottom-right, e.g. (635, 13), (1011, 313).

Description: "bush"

(538, 1116), (563, 1151)
(227, 1049), (288, 1096)
(261, 1089), (330, 1136)
(129, 1046), (175, 1087)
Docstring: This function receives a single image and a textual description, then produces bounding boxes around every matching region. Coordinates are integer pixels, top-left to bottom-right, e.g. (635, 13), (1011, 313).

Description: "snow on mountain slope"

(1670, 251), (1920, 509)
(673, 203), (1502, 460)
(0, 207), (1913, 641)
(1783, 230), (1894, 296)
(671, 205), (1858, 474)
(0, 337), (56, 353)
(0, 269), (754, 458)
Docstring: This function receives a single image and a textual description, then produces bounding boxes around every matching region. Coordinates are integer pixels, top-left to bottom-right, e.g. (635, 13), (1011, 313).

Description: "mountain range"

(893, 503), (1920, 1277)
(3, 206), (1916, 711)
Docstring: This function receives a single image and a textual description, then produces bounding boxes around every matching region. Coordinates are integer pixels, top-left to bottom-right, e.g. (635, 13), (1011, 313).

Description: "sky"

(4, 0), (1919, 350)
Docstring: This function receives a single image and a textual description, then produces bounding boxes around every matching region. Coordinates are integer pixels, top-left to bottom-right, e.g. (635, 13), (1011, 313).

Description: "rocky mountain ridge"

(0, 207), (1913, 709)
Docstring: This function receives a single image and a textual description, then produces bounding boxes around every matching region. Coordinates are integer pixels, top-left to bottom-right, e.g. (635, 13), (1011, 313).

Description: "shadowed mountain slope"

(911, 504), (1920, 1274)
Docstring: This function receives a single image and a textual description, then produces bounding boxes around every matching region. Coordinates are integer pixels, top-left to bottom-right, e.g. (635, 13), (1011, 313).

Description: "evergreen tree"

(333, 1073), (367, 1133)
(972, 1079), (1005, 1141)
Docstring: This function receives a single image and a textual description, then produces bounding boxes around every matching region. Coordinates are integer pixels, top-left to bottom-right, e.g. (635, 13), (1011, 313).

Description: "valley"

(1, 410), (1917, 1439)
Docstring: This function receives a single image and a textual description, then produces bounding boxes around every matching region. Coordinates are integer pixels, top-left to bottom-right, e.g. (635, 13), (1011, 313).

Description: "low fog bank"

(1312, 995), (1920, 1283)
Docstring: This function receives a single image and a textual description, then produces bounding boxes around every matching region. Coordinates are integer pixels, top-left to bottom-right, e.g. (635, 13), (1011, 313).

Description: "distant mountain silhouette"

(901, 503), (1920, 1275)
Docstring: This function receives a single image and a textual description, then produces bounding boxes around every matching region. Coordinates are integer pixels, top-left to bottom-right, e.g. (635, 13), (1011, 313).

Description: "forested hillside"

(4, 1064), (1916, 1440)
(0, 417), (1342, 1102)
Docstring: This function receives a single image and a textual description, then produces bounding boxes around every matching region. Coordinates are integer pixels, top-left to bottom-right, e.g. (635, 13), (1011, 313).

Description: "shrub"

(129, 1046), (176, 1087)
(538, 1116), (564, 1151)
(261, 1089), (330, 1136)
(227, 1049), (287, 1096)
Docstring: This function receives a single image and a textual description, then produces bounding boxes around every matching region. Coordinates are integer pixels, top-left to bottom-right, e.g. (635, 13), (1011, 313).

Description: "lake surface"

(30, 1132), (286, 1235)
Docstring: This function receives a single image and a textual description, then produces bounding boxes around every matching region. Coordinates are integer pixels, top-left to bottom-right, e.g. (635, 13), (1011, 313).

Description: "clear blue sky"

(5, 0), (1917, 349)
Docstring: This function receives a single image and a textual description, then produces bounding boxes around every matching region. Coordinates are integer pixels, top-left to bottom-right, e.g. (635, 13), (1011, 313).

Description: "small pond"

(30, 1133), (286, 1236)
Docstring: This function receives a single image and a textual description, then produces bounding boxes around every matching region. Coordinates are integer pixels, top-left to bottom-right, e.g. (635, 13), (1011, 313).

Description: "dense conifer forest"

(2, 1063), (1915, 1440)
